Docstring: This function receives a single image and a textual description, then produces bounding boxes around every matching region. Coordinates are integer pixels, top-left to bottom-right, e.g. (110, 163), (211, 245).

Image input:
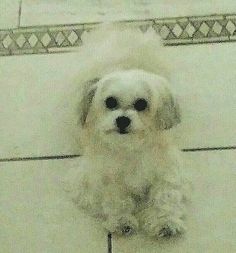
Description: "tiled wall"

(2, 14), (236, 56)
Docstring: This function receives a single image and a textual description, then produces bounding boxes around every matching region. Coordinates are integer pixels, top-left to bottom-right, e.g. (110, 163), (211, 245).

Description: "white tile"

(0, 0), (21, 29)
(21, 0), (236, 26)
(113, 150), (236, 252)
(1, 41), (236, 158)
(0, 53), (83, 159)
(0, 158), (107, 253)
(168, 42), (236, 149)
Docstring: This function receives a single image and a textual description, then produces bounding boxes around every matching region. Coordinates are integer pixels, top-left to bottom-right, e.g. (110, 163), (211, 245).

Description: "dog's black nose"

(116, 116), (131, 129)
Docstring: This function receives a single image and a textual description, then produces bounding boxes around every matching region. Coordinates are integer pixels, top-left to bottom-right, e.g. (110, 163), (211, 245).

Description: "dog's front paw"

(103, 215), (138, 237)
(118, 216), (139, 237)
(140, 210), (186, 239)
(121, 225), (135, 236)
(158, 221), (186, 238)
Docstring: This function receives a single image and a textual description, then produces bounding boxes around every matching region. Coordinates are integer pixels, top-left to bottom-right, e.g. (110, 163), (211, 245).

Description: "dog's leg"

(101, 187), (138, 236)
(70, 171), (138, 236)
(138, 183), (187, 239)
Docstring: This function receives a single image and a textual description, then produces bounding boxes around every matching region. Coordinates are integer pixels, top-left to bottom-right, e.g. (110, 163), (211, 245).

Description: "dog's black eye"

(134, 98), (148, 111)
(105, 96), (118, 110)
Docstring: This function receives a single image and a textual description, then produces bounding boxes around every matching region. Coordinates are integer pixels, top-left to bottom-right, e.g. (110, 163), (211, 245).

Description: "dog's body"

(71, 132), (187, 238)
(65, 26), (190, 239)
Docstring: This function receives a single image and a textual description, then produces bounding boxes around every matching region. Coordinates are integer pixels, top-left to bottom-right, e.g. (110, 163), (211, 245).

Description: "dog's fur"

(65, 24), (190, 238)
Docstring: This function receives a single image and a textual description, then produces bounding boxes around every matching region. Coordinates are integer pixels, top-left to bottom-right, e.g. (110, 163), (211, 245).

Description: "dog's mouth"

(118, 129), (129, 135)
(105, 129), (130, 135)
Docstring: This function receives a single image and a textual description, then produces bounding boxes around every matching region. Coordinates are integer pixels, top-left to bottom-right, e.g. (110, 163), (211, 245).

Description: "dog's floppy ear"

(155, 85), (181, 130)
(78, 78), (99, 127)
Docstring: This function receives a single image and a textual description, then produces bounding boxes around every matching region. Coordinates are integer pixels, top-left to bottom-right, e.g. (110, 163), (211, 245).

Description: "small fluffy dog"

(65, 25), (190, 239)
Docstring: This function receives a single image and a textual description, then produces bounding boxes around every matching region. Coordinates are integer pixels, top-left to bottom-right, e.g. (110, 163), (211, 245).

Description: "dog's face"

(79, 69), (180, 148)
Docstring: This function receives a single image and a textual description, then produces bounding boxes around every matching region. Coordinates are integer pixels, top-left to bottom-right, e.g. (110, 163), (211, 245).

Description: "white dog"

(65, 25), (190, 238)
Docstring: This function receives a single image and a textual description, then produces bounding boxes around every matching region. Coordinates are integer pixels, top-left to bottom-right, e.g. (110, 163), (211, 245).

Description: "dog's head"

(78, 69), (180, 148)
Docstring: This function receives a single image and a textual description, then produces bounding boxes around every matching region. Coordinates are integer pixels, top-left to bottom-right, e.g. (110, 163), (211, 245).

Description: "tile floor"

(0, 158), (107, 253)
(0, 1), (236, 253)
(0, 152), (235, 253)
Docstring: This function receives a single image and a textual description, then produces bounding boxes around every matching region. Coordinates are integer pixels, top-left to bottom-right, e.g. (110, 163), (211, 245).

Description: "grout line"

(107, 233), (112, 253)
(0, 154), (80, 162)
(0, 146), (235, 163)
(18, 0), (23, 28)
(182, 146), (236, 152)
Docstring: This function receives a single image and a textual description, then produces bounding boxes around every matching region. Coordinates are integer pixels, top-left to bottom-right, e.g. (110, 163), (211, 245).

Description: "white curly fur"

(64, 24), (191, 238)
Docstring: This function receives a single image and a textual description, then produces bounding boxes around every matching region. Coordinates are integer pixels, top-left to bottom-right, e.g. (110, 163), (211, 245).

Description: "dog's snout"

(116, 116), (131, 129)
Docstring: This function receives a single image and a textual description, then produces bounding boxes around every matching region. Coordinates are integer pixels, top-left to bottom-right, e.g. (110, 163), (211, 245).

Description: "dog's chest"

(124, 155), (159, 194)
(95, 153), (158, 196)
(84, 146), (171, 197)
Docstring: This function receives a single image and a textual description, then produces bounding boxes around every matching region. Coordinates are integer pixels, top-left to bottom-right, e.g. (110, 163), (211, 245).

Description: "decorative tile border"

(1, 14), (236, 56)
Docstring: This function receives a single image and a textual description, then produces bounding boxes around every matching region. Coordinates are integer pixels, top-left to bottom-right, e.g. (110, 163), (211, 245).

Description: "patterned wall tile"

(1, 14), (236, 56)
